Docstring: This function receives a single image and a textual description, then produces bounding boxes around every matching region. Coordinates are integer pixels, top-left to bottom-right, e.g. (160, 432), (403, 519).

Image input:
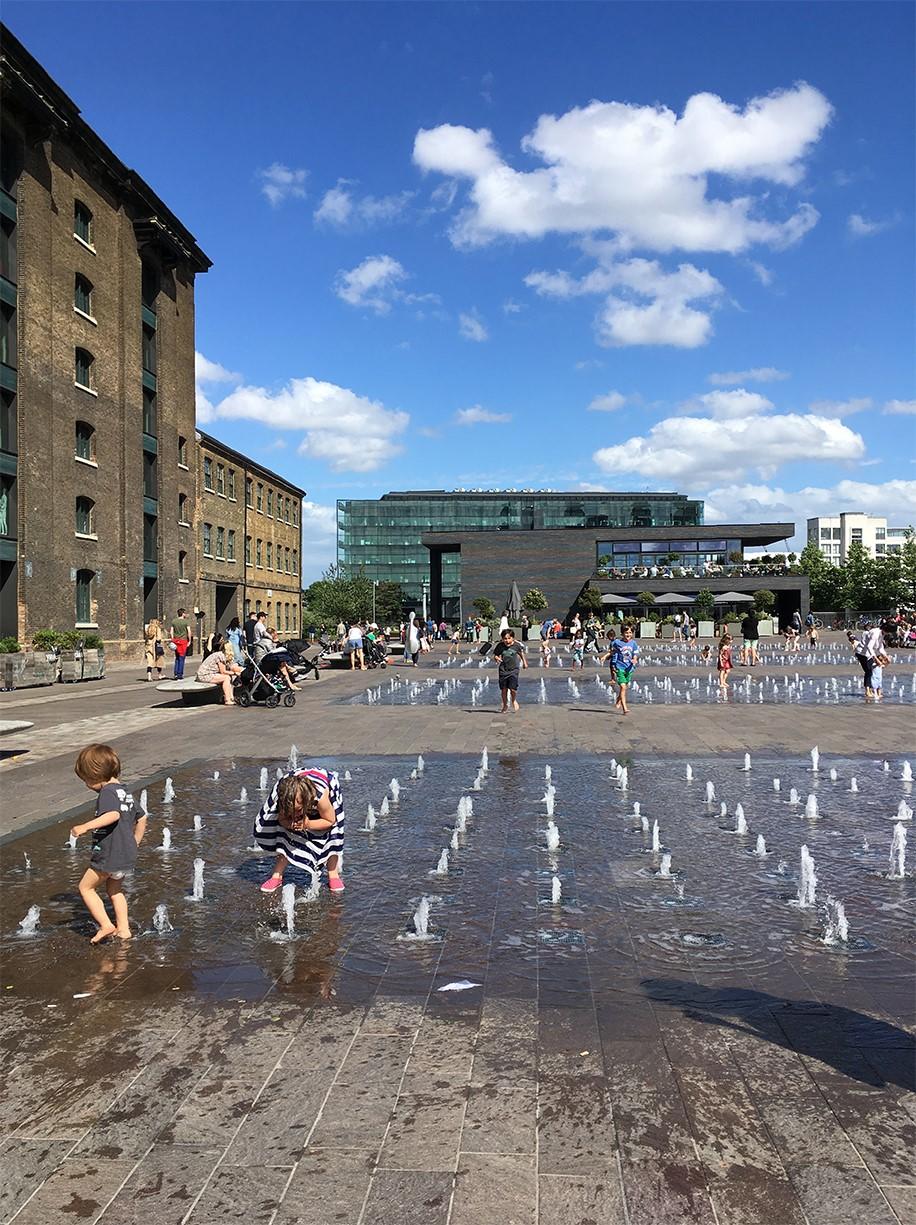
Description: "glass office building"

(337, 490), (703, 617)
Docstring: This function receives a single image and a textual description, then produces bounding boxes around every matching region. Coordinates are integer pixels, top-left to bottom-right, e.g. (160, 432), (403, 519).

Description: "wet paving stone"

(2, 746), (914, 1222)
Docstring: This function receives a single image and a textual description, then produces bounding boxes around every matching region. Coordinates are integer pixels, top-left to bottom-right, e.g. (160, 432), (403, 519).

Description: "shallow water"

(2, 749), (914, 1023)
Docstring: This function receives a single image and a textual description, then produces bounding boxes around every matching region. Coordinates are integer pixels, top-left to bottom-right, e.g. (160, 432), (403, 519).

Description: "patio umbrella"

(600, 594), (637, 605)
(652, 592), (695, 605)
(714, 591), (755, 603)
(506, 581), (523, 616)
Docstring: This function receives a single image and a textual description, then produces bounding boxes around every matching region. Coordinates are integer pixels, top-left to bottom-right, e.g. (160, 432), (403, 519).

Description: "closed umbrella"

(506, 582), (523, 617)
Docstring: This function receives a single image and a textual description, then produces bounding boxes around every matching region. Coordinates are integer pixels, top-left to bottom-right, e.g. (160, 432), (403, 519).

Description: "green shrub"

(0, 636), (21, 653)
(31, 629), (61, 651)
(58, 630), (84, 651)
(81, 633), (104, 650)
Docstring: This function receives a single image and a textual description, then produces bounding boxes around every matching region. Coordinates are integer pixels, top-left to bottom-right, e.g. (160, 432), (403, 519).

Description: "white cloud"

(259, 162), (307, 206)
(502, 298), (524, 314)
(808, 397), (873, 417)
(527, 254), (724, 348)
(299, 501), (338, 584)
(587, 391), (627, 412)
(884, 399), (916, 415)
(593, 412), (865, 483)
(200, 374), (409, 473)
(413, 84), (830, 254)
(459, 311), (488, 342)
(687, 388), (775, 419)
(454, 405), (511, 425)
(195, 352), (241, 423)
(707, 366), (789, 386)
(748, 261), (774, 286)
(847, 212), (894, 238)
(334, 255), (406, 314)
(314, 180), (413, 227)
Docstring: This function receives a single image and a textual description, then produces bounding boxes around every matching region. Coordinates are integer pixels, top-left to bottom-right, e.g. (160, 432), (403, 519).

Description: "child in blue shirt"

(601, 624), (639, 715)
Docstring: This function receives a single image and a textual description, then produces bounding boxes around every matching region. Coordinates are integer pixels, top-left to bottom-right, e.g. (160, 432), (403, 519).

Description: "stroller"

(234, 649), (297, 708)
(363, 636), (389, 669)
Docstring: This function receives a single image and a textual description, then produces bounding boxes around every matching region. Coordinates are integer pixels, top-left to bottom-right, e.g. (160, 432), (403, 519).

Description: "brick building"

(195, 431), (303, 641)
(0, 24), (211, 655)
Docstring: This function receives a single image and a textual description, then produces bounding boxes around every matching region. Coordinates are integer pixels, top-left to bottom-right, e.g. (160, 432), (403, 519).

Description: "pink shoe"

(328, 875), (345, 893)
(260, 874), (284, 894)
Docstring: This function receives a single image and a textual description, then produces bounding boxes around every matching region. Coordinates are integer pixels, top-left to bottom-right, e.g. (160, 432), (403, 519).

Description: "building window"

(266, 541), (273, 569)
(875, 527), (886, 540)
(202, 522), (212, 556)
(74, 200), (93, 246)
(75, 421), (95, 462)
(0, 302), (15, 369)
(292, 606), (297, 631)
(245, 477), (253, 508)
(178, 492), (189, 524)
(142, 386), (157, 436)
(256, 538), (262, 566)
(75, 569), (94, 624)
(75, 347), (94, 390)
(851, 528), (863, 541)
(178, 549), (187, 580)
(267, 489), (273, 517)
(216, 463), (225, 496)
(227, 468), (235, 500)
(284, 603), (290, 632)
(876, 544), (886, 554)
(256, 482), (263, 512)
(143, 451), (157, 500)
(142, 323), (156, 375)
(0, 216), (16, 284)
(178, 435), (188, 466)
(1, 389), (17, 455)
(227, 529), (235, 561)
(285, 546), (291, 574)
(143, 513), (157, 562)
(75, 496), (95, 536)
(245, 535), (252, 565)
(215, 525), (225, 558)
(292, 551), (298, 576)
(141, 262), (159, 310)
(832, 528), (841, 540)
(74, 273), (93, 317)
(204, 457), (213, 491)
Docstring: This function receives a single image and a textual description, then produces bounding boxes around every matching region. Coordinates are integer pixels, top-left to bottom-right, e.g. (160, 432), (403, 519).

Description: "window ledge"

(75, 622), (99, 629)
(75, 531), (98, 541)
(75, 456), (98, 468)
(178, 519), (191, 528)
(178, 578), (190, 584)
(73, 235), (96, 255)
(74, 307), (97, 326)
(217, 491), (226, 499)
(202, 551), (213, 558)
(75, 382), (98, 397)
(225, 559), (237, 565)
(178, 462), (190, 471)
(204, 485), (214, 493)
(228, 497), (237, 503)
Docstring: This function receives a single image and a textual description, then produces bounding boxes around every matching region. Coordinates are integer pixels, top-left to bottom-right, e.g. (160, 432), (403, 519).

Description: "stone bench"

(155, 680), (222, 705)
(0, 720), (34, 735)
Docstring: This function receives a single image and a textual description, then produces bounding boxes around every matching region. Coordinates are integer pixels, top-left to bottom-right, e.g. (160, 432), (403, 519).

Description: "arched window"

(75, 421), (95, 462)
(75, 496), (95, 536)
(178, 550), (187, 580)
(75, 347), (94, 390)
(74, 273), (93, 316)
(75, 569), (94, 624)
(74, 200), (93, 246)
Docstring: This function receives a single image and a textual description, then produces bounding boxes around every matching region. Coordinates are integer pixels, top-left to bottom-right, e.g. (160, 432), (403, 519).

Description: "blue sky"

(8, 1), (915, 578)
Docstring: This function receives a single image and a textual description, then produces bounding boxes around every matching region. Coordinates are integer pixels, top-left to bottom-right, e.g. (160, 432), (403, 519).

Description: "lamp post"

(372, 579), (377, 625)
(421, 580), (428, 623)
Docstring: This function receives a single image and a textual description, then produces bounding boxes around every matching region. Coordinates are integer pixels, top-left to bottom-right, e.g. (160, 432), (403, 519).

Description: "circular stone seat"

(0, 720), (35, 735)
(155, 680), (221, 704)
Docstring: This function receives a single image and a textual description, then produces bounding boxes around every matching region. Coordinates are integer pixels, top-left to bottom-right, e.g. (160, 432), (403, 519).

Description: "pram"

(279, 638), (324, 680)
(234, 649), (297, 708)
(363, 637), (388, 669)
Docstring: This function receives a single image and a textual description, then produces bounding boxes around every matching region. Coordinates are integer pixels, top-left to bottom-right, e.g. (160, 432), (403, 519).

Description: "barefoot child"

(254, 766), (345, 894)
(602, 624), (639, 715)
(492, 627), (528, 712)
(70, 744), (146, 942)
(717, 632), (733, 694)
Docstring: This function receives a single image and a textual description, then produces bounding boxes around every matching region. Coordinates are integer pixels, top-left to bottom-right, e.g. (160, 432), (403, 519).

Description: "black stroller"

(234, 649), (297, 708)
(279, 638), (324, 680)
(363, 636), (389, 669)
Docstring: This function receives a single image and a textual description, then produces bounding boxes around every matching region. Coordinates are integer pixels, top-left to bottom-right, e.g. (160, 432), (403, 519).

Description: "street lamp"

(421, 579), (428, 623)
(372, 579), (378, 625)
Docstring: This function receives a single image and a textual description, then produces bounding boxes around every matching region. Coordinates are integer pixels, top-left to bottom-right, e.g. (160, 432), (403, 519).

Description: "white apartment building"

(807, 513), (909, 564)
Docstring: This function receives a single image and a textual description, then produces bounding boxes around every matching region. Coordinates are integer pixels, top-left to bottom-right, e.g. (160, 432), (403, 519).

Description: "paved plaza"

(1, 642), (914, 1225)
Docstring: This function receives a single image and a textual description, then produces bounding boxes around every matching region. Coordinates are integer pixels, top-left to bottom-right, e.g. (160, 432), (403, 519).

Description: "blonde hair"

(277, 773), (318, 822)
(75, 743), (121, 784)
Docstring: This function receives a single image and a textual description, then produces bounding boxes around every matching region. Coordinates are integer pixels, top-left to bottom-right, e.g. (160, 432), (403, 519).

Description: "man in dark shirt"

(492, 628), (527, 713)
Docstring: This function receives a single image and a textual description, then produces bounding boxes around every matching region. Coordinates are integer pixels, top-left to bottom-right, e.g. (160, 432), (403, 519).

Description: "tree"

(798, 542), (841, 610)
(695, 588), (715, 621)
(636, 591), (655, 619)
(522, 587), (549, 612)
(900, 526), (916, 606)
(373, 581), (406, 627)
(304, 565), (374, 626)
(873, 553), (903, 610)
(841, 540), (876, 611)
(753, 589), (776, 615)
(472, 596), (496, 621)
(577, 585), (604, 614)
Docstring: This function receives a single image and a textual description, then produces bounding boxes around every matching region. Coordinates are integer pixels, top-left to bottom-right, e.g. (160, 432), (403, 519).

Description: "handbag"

(155, 641), (164, 658)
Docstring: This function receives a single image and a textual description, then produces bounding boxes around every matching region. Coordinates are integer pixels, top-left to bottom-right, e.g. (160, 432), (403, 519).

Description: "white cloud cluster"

(299, 501), (339, 584)
(414, 84), (830, 253)
(708, 366), (789, 385)
(588, 391), (627, 412)
(593, 411), (865, 483)
(314, 181), (413, 227)
(259, 163), (307, 206)
(458, 311), (488, 342)
(847, 213), (895, 238)
(334, 255), (406, 314)
(527, 254), (723, 348)
(194, 355), (408, 472)
(884, 399), (916, 416)
(195, 352), (241, 423)
(454, 405), (511, 425)
(808, 397), (873, 417)
(687, 389), (775, 419)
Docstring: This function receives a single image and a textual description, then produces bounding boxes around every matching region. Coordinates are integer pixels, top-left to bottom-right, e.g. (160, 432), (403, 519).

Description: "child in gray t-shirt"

(70, 744), (147, 943)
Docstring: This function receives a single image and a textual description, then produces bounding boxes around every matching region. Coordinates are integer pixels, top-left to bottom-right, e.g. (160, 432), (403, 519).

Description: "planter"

(59, 648), (105, 682)
(661, 624), (675, 639)
(697, 620), (715, 639)
(639, 620), (657, 639)
(1, 650), (58, 689)
(726, 622), (741, 638)
(757, 619), (773, 637)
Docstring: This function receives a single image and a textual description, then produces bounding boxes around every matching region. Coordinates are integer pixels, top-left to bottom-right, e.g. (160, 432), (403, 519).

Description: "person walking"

(226, 616), (244, 661)
(492, 627), (527, 712)
(740, 610), (759, 667)
(404, 611), (422, 665)
(601, 624), (639, 715)
(254, 766), (345, 895)
(169, 607), (192, 679)
(717, 631), (733, 695)
(143, 617), (164, 682)
(520, 613), (530, 642)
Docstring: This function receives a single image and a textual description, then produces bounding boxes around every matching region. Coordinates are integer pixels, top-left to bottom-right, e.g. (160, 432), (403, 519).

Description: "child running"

(602, 624), (639, 715)
(70, 744), (146, 942)
(492, 627), (528, 712)
(717, 632), (733, 694)
(570, 630), (586, 669)
(254, 765), (345, 894)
